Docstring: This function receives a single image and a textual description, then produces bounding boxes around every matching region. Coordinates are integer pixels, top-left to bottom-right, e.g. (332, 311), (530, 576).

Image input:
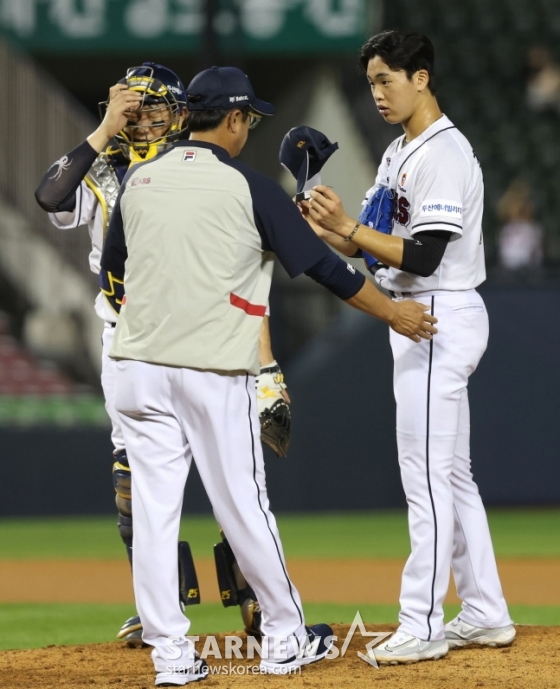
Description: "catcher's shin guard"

(214, 535), (262, 636)
(178, 541), (201, 606)
(112, 450), (133, 564)
(112, 451), (147, 647)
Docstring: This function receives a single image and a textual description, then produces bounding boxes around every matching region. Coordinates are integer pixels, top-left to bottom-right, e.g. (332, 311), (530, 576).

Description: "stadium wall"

(1, 286), (559, 516)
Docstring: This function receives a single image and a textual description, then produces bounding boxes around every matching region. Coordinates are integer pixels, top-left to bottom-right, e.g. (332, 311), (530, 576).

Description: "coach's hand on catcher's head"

(88, 85), (142, 153)
(391, 300), (438, 342)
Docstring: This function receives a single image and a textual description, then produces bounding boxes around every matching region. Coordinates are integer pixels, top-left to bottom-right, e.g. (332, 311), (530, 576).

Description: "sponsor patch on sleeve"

(420, 199), (462, 218)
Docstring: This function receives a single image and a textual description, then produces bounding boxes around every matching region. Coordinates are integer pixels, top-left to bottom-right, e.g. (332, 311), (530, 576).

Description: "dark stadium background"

(0, 0), (558, 515)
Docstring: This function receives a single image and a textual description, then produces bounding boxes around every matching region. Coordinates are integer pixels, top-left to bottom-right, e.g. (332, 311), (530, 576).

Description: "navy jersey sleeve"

(99, 187), (127, 315)
(101, 187), (127, 278)
(305, 252), (365, 300)
(242, 168), (331, 278)
(101, 188), (128, 280)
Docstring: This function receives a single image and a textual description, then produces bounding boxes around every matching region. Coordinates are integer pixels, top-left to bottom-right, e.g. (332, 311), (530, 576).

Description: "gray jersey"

(104, 141), (335, 375)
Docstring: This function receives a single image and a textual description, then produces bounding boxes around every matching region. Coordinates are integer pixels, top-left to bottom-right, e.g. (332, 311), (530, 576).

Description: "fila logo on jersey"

(183, 150), (197, 162)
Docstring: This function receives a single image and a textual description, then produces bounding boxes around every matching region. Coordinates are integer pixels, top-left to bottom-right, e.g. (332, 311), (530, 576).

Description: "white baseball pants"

(114, 360), (306, 672)
(390, 289), (512, 641)
(100, 323), (125, 454)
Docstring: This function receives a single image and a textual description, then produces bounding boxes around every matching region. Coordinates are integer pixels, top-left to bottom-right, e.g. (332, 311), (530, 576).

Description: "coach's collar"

(174, 140), (230, 159)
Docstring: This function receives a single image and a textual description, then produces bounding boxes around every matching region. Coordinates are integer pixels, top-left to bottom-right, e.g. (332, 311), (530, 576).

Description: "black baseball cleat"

(259, 623), (335, 674)
(155, 653), (209, 685)
(116, 614), (148, 648)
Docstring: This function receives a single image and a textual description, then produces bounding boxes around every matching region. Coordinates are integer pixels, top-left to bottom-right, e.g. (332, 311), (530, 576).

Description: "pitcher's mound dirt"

(0, 624), (558, 689)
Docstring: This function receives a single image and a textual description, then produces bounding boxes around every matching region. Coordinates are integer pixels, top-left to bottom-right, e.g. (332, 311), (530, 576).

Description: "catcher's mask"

(99, 62), (187, 164)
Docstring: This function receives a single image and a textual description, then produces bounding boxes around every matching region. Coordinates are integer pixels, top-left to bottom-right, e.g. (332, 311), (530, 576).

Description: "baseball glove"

(358, 184), (396, 274)
(256, 362), (291, 457)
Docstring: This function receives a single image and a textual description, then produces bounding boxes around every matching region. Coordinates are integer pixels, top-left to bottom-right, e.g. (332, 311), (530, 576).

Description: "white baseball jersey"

(49, 179), (124, 452)
(372, 115), (486, 293)
(49, 182), (117, 323)
(373, 116), (512, 641)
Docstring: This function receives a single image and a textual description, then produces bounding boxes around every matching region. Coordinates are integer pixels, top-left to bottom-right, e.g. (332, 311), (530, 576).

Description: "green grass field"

(0, 508), (558, 650)
(2, 509), (558, 560)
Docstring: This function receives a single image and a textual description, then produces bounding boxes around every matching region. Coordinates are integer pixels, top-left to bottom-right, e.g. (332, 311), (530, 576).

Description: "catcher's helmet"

(100, 62), (187, 163)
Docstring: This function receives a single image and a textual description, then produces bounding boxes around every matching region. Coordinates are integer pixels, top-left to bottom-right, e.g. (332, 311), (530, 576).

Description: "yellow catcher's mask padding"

(128, 143), (162, 164)
(127, 75), (168, 99)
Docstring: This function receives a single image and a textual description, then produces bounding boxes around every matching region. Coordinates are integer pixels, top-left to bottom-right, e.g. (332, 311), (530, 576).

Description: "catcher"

(35, 62), (291, 646)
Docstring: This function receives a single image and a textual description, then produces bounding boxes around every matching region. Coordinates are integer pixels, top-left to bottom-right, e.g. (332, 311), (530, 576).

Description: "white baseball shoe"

(155, 653), (209, 685)
(368, 630), (448, 665)
(444, 616), (516, 650)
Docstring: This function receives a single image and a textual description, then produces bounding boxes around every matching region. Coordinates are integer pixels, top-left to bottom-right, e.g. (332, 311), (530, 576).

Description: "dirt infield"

(1, 558), (559, 604)
(0, 624), (558, 689)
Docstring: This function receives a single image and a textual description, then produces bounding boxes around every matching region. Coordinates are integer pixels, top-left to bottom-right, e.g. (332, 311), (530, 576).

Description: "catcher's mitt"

(358, 184), (396, 274)
(256, 362), (291, 457)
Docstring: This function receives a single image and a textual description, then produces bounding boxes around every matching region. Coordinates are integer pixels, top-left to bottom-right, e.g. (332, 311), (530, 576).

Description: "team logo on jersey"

(394, 194), (411, 227)
(130, 176), (151, 187)
(183, 150), (197, 162)
(400, 173), (407, 186)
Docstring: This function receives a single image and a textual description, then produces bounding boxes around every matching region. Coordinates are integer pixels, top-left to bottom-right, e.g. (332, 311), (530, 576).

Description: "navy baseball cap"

(186, 66), (275, 116)
(279, 126), (339, 193)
